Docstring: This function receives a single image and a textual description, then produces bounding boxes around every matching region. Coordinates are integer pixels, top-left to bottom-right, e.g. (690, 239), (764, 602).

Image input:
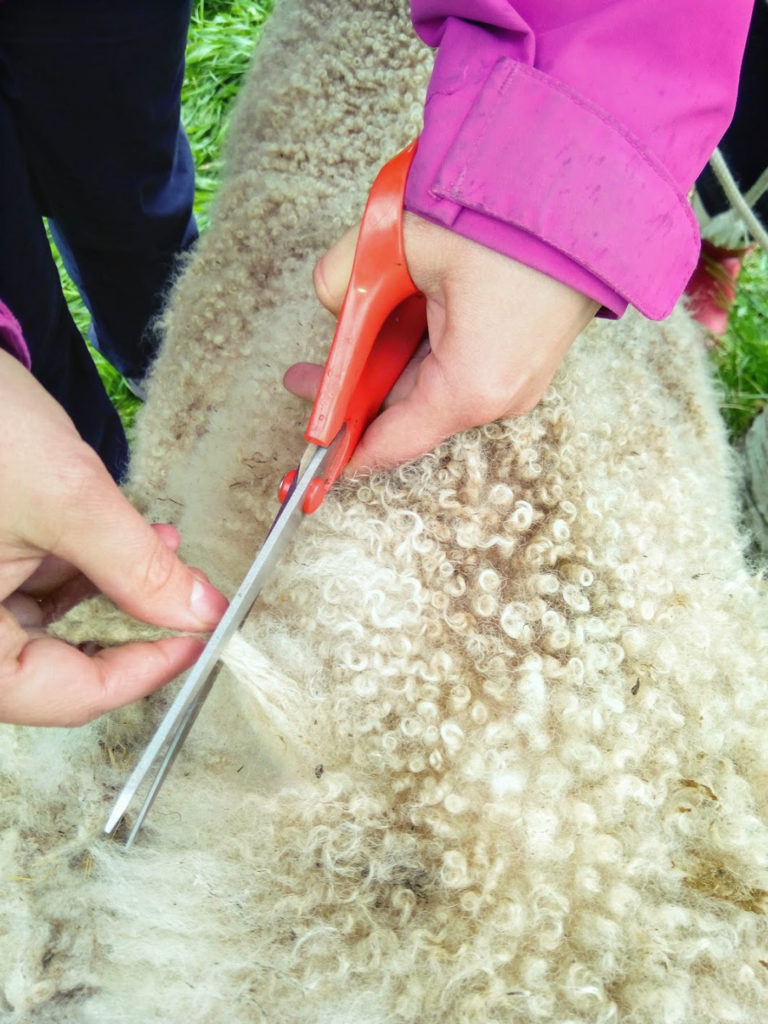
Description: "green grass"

(184, 0), (274, 232)
(710, 248), (768, 440)
(51, 4), (768, 446)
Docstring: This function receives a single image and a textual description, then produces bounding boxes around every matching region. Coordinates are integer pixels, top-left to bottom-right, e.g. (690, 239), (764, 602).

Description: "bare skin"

(284, 213), (599, 472)
(0, 350), (228, 727)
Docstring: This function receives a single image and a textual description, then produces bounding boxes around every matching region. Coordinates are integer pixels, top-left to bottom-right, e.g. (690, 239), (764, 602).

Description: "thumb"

(51, 459), (228, 632)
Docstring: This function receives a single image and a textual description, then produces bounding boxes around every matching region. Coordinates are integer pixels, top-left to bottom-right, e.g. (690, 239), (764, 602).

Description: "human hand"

(0, 350), (228, 727)
(284, 213), (599, 471)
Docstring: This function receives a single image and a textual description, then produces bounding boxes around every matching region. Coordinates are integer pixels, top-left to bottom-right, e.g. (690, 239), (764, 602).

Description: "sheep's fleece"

(4, 2), (768, 1022)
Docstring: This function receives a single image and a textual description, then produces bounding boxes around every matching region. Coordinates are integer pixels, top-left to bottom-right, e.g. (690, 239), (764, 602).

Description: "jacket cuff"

(405, 57), (701, 320)
(0, 300), (32, 370)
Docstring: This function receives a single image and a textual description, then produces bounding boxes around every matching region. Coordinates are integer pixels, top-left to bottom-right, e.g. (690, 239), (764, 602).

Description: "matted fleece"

(3, 1), (768, 1022)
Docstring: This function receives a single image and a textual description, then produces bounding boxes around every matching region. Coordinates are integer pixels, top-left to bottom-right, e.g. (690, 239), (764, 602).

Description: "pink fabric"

(0, 299), (31, 369)
(406, 0), (753, 319)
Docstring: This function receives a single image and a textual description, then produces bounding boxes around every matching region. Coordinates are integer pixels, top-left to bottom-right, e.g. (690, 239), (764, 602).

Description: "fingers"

(18, 553), (82, 597)
(283, 361), (324, 403)
(346, 399), (450, 472)
(0, 628), (205, 727)
(2, 592), (45, 630)
(0, 518), (213, 726)
(19, 525), (187, 626)
(297, 216), (599, 475)
(40, 451), (228, 634)
(345, 346), (468, 472)
(283, 337), (476, 472)
(313, 223), (360, 315)
(1, 353), (229, 636)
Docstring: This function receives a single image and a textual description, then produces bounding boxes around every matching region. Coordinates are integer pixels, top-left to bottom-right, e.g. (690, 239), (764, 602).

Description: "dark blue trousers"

(0, 0), (196, 480)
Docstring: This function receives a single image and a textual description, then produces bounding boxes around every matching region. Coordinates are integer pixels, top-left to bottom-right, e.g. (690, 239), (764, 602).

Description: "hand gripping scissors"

(104, 140), (426, 847)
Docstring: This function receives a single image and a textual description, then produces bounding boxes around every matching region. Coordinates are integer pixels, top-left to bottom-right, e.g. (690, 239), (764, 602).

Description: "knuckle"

(416, 360), (501, 431)
(512, 393), (540, 417)
(41, 442), (112, 541)
(66, 706), (97, 728)
(55, 438), (106, 493)
(457, 370), (541, 426)
(136, 540), (179, 602)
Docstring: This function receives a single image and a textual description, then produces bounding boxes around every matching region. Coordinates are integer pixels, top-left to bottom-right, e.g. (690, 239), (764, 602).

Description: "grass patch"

(710, 248), (768, 440)
(184, 0), (274, 231)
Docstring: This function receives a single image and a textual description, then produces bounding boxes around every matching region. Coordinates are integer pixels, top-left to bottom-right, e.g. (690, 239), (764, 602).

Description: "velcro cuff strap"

(430, 60), (700, 320)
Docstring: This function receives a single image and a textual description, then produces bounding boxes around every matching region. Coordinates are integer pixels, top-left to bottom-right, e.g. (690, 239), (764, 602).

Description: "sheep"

(3, 1), (768, 1021)
(743, 407), (768, 559)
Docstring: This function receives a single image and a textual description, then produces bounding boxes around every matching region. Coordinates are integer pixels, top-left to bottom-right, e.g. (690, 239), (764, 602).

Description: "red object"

(280, 140), (427, 513)
(685, 239), (747, 337)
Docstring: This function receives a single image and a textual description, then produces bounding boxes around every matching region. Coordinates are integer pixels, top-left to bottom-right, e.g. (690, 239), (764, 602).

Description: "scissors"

(104, 140), (426, 847)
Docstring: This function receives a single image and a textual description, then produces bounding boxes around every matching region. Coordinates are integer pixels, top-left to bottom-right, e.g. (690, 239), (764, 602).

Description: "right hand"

(0, 350), (228, 727)
(285, 213), (598, 471)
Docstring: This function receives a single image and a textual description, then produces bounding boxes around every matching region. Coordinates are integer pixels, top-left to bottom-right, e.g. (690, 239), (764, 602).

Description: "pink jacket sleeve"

(0, 300), (31, 369)
(405, 1), (753, 319)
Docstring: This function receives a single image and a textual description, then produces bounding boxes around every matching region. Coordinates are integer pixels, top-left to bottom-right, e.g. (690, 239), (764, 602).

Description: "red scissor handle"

(290, 139), (427, 513)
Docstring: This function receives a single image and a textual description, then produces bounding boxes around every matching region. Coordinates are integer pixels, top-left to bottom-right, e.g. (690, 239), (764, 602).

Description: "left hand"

(284, 212), (599, 472)
(0, 349), (228, 726)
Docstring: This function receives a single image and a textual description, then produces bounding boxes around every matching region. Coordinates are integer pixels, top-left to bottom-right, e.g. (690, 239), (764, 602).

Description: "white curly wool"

(3, 2), (768, 1022)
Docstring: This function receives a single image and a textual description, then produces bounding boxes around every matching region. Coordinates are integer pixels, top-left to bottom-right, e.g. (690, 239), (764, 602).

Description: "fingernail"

(190, 579), (228, 626)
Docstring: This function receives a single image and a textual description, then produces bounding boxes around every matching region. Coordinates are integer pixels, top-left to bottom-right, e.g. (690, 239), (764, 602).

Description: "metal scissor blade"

(104, 437), (338, 845)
